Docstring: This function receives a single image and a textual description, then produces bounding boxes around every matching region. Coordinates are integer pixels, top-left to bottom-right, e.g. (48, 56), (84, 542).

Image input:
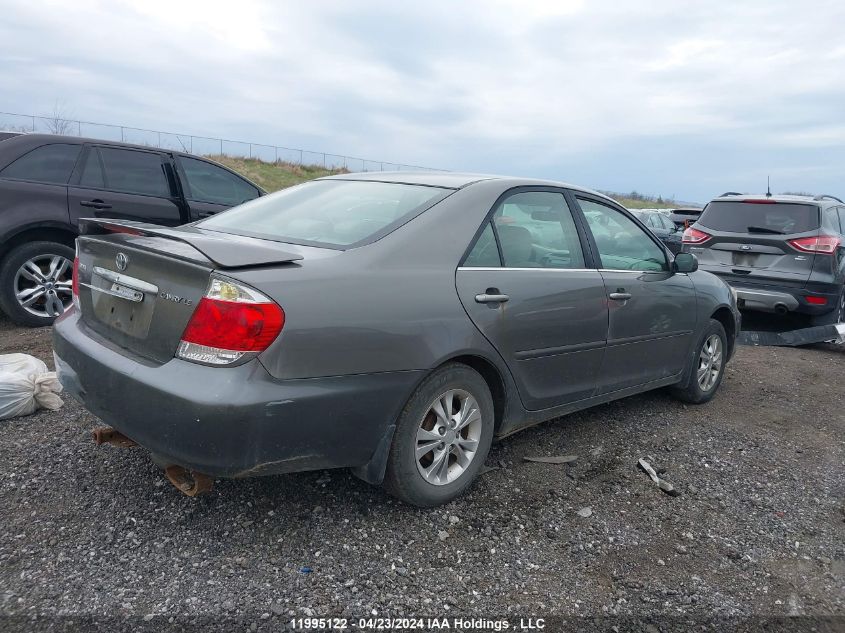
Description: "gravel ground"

(0, 316), (843, 631)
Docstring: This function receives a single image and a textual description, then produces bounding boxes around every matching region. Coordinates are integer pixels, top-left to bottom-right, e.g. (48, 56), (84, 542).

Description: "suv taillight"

(71, 251), (80, 311)
(682, 227), (711, 244)
(788, 235), (841, 254)
(177, 277), (285, 365)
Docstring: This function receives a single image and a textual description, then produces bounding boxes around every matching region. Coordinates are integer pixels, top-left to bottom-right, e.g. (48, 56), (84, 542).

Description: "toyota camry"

(53, 172), (739, 506)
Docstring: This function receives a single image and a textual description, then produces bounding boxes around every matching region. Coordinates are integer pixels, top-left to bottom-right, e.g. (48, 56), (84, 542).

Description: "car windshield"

(698, 201), (819, 234)
(197, 179), (451, 248)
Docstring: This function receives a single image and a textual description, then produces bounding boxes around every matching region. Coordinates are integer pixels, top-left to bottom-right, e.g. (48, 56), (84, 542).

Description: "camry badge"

(115, 252), (129, 271)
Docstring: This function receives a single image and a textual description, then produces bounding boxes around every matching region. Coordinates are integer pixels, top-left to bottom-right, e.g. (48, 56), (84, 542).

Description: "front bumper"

(53, 310), (423, 478)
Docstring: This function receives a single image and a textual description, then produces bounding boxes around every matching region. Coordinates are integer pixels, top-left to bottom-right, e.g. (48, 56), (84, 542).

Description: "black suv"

(0, 134), (263, 326)
(683, 193), (845, 325)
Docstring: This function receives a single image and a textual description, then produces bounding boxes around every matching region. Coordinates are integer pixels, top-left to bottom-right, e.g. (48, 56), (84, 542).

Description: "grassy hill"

(213, 155), (695, 209)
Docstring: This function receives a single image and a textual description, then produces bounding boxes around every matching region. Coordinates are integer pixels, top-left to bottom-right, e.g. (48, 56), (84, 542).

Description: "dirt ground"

(0, 315), (842, 631)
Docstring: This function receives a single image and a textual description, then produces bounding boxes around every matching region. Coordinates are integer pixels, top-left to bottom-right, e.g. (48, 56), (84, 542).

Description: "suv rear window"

(198, 179), (450, 248)
(698, 201), (819, 234)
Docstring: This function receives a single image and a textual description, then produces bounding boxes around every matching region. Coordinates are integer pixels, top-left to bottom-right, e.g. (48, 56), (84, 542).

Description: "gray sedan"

(53, 173), (740, 506)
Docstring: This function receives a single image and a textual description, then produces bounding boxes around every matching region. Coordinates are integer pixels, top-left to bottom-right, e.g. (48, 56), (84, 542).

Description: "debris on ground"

(576, 507), (593, 518)
(523, 454), (578, 464)
(638, 458), (681, 497)
(0, 353), (63, 420)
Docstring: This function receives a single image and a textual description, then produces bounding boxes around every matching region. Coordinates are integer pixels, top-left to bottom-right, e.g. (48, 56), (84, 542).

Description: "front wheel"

(383, 363), (494, 507)
(0, 241), (75, 327)
(670, 319), (728, 404)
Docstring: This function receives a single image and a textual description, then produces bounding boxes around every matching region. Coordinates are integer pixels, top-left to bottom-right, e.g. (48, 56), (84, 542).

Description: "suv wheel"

(383, 363), (494, 507)
(670, 319), (728, 404)
(0, 241), (75, 327)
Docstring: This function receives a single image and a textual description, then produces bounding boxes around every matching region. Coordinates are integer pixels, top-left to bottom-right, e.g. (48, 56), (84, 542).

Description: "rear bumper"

(703, 275), (839, 316)
(53, 310), (422, 478)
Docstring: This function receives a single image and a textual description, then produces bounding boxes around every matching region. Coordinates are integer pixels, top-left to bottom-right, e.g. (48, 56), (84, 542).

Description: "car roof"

(320, 170), (618, 200)
(3, 133), (204, 158)
(710, 193), (840, 205)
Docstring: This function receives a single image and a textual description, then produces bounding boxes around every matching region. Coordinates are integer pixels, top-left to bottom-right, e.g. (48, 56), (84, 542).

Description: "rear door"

(689, 200), (820, 285)
(576, 196), (697, 392)
(455, 188), (608, 410)
(68, 145), (186, 228)
(174, 155), (261, 220)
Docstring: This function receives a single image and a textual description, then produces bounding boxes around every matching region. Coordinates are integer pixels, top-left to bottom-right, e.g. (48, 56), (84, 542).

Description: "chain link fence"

(0, 111), (441, 173)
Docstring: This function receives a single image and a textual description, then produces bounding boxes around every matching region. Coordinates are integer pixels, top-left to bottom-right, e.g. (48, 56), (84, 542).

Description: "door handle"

(475, 293), (510, 304)
(80, 199), (112, 210)
(608, 292), (632, 301)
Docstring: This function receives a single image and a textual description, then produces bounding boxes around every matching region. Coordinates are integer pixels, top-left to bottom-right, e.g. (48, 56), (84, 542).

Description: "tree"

(43, 101), (75, 136)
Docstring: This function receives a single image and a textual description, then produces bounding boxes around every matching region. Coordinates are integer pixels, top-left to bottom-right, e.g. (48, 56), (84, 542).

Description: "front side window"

(0, 143), (81, 185)
(97, 147), (170, 197)
(178, 156), (259, 206)
(579, 198), (668, 272)
(489, 191), (585, 269)
(198, 179), (450, 248)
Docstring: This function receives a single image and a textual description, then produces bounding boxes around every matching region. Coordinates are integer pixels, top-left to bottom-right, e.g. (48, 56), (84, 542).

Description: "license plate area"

(109, 282), (144, 303)
(88, 268), (156, 338)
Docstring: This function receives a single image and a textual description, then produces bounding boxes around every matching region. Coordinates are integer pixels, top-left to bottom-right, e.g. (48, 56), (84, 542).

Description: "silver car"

(53, 173), (740, 506)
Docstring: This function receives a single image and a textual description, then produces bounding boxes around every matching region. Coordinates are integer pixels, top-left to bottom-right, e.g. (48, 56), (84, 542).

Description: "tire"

(810, 287), (844, 327)
(0, 241), (75, 327)
(383, 363), (495, 507)
(670, 319), (728, 404)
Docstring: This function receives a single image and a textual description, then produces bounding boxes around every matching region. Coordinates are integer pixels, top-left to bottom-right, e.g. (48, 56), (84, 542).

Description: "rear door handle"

(80, 199), (112, 210)
(608, 292), (632, 301)
(475, 293), (510, 304)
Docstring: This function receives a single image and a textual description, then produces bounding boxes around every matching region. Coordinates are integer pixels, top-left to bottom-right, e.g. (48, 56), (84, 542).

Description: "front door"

(576, 196), (697, 393)
(68, 145), (184, 227)
(456, 189), (608, 411)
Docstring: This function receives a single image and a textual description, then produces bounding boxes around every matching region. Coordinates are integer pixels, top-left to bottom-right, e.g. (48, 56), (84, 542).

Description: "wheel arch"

(433, 353), (509, 435)
(0, 223), (78, 261)
(710, 305), (736, 359)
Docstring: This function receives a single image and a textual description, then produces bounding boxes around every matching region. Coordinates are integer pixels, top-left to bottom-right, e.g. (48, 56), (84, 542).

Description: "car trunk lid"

(75, 220), (303, 364)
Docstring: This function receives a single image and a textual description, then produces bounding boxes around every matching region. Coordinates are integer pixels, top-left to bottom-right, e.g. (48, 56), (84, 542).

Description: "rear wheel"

(383, 364), (494, 507)
(0, 241), (75, 327)
(670, 319), (728, 404)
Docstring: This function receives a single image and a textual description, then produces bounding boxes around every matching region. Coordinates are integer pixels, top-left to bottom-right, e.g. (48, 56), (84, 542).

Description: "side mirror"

(673, 252), (698, 273)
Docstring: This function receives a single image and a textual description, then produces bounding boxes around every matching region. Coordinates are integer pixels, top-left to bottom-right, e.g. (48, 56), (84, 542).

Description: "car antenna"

(766, 175), (772, 198)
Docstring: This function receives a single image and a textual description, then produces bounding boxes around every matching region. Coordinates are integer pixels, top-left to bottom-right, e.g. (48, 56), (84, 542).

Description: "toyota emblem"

(115, 252), (129, 271)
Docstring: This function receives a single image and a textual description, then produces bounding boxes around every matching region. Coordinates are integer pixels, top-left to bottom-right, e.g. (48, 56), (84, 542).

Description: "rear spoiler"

(78, 219), (304, 269)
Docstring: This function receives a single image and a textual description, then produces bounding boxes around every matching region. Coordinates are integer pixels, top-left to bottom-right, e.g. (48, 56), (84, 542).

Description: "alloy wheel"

(415, 389), (482, 485)
(14, 254), (73, 318)
(697, 334), (723, 392)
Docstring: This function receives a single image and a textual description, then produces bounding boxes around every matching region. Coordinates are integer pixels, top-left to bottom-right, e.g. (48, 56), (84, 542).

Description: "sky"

(1, 0), (844, 203)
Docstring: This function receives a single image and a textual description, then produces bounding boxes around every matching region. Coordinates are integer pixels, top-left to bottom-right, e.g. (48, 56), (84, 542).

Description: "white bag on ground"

(0, 353), (63, 419)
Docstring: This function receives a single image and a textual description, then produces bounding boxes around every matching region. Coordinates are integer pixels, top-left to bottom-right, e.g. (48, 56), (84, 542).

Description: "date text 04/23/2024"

(290, 618), (546, 631)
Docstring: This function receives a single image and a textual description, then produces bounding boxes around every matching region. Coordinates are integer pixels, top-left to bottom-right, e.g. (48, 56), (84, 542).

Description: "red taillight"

(682, 227), (711, 244)
(72, 257), (80, 297)
(805, 295), (828, 305)
(177, 277), (284, 365)
(788, 235), (841, 254)
(181, 298), (284, 351)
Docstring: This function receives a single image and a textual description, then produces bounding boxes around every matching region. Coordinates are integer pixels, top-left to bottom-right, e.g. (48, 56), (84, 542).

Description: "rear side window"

(178, 156), (259, 206)
(97, 147), (170, 197)
(78, 149), (105, 189)
(0, 143), (81, 185)
(198, 179), (450, 248)
(464, 223), (502, 267)
(698, 201), (819, 234)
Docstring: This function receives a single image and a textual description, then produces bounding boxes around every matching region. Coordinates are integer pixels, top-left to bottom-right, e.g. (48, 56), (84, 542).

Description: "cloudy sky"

(2, 0), (844, 202)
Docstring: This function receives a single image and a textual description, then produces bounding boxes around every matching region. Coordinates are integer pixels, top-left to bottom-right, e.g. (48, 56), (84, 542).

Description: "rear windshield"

(698, 201), (819, 234)
(197, 179), (450, 248)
